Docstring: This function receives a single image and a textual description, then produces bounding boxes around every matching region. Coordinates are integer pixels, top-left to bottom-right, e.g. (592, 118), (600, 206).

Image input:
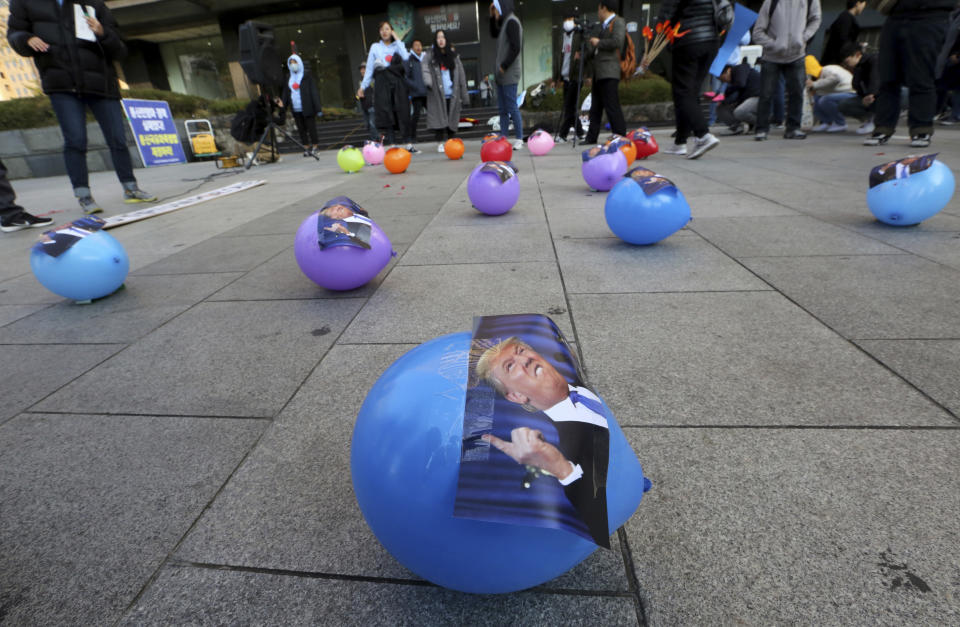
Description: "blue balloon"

(350, 332), (651, 594)
(867, 159), (956, 226)
(605, 176), (692, 245)
(30, 230), (129, 301)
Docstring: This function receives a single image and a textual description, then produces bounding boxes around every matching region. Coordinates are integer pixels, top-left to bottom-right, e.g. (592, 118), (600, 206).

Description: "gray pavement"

(2, 128), (959, 625)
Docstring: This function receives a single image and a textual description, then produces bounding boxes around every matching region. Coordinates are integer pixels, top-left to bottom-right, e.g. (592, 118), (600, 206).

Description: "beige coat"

(421, 49), (470, 132)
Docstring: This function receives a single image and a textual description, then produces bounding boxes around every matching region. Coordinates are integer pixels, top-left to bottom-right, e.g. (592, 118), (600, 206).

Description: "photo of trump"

(317, 196), (372, 250)
(455, 314), (611, 548)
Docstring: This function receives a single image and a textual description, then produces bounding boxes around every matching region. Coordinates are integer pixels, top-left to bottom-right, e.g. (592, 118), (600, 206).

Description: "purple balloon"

(294, 213), (393, 291)
(582, 151), (628, 192)
(467, 162), (520, 215)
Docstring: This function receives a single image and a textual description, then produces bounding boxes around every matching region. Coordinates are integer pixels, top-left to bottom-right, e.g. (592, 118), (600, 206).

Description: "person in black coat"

(657, 0), (721, 159)
(281, 54), (322, 156)
(717, 62), (763, 133)
(6, 0), (156, 214)
(820, 0), (866, 66)
(863, 0), (954, 147)
(406, 39), (428, 148)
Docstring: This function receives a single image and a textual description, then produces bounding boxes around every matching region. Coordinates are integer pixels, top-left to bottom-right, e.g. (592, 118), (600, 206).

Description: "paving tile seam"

(163, 559), (637, 599)
(616, 528), (649, 627)
(530, 156), (589, 376)
(17, 410), (274, 421)
(568, 289), (775, 296)
(118, 425), (274, 623)
(734, 253), (911, 260)
(398, 258), (556, 267)
(618, 424), (960, 430)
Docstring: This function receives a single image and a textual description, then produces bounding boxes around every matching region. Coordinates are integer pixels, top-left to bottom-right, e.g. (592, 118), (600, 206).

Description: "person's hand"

(574, 51), (580, 61)
(482, 427), (574, 480)
(863, 94), (875, 106)
(489, 2), (497, 17)
(85, 15), (104, 37)
(589, 37), (600, 47)
(27, 36), (49, 52)
(497, 66), (504, 75)
(356, 87), (364, 99)
(804, 78), (814, 88)
(324, 224), (351, 234)
(949, 54), (959, 66)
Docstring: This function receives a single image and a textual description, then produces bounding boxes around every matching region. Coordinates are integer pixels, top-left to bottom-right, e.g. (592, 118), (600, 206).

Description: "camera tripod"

(244, 92), (320, 169)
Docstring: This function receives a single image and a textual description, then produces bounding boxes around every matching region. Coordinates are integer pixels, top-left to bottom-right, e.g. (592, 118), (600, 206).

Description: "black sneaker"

(0, 210), (54, 233)
(863, 132), (891, 146)
(910, 133), (931, 148)
(784, 129), (806, 140)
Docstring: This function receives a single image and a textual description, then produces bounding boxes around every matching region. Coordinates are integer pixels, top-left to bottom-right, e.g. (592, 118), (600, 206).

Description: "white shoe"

(437, 143), (445, 153)
(554, 136), (567, 143)
(826, 123), (847, 133)
(513, 140), (523, 150)
(663, 142), (688, 156)
(856, 120), (875, 135)
(687, 133), (719, 160)
(811, 123), (829, 132)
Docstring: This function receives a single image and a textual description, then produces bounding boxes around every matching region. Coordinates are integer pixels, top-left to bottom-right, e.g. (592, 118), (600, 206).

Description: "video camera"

(570, 17), (601, 36)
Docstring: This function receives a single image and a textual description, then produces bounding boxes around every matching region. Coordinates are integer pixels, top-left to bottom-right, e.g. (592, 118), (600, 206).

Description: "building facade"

(0, 0), (42, 100)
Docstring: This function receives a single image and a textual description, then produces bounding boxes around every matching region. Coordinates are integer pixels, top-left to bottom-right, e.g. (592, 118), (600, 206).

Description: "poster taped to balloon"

(457, 314), (611, 548)
(33, 216), (107, 258)
(317, 196), (373, 250)
(869, 154), (938, 188)
(627, 167), (676, 196)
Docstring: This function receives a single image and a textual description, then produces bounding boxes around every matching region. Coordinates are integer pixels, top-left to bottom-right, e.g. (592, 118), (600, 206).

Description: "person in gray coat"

(422, 30), (470, 152)
(752, 0), (822, 141)
(584, 0), (628, 144)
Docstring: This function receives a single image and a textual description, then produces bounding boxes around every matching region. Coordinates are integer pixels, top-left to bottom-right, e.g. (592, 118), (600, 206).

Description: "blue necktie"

(569, 390), (605, 417)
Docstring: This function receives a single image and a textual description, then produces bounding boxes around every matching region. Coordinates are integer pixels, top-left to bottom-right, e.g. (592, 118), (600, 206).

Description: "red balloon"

(628, 129), (659, 159)
(480, 137), (513, 162)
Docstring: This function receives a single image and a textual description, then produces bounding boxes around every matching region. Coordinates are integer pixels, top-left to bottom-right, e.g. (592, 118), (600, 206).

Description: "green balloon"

(337, 147), (365, 173)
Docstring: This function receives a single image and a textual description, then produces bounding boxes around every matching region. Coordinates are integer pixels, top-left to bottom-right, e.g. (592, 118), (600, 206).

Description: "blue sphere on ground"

(350, 332), (650, 594)
(605, 176), (691, 244)
(867, 159), (956, 226)
(30, 230), (129, 301)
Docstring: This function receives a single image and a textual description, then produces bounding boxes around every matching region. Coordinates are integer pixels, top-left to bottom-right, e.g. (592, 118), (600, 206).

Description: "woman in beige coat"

(421, 30), (470, 152)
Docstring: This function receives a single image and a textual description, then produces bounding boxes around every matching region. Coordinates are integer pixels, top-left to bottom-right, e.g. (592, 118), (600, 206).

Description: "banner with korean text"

(121, 98), (187, 167)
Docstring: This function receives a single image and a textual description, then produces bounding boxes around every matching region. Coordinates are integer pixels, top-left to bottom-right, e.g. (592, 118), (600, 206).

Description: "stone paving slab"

(121, 565), (638, 626)
(34, 299), (364, 418)
(0, 272), (242, 344)
(571, 292), (955, 427)
(855, 339), (960, 417)
(687, 192), (800, 218)
(555, 235), (770, 294)
(689, 215), (904, 257)
(131, 234), (291, 276)
(741, 255), (960, 340)
(624, 427), (960, 625)
(399, 222), (555, 266)
(0, 272), (66, 305)
(0, 303), (47, 327)
(0, 343), (122, 425)
(0, 412), (265, 625)
(175, 343), (630, 592)
(340, 262), (573, 344)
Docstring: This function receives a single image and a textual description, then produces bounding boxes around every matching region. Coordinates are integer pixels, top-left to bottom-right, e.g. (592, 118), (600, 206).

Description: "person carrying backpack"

(584, 1), (628, 144)
(658, 0), (727, 158)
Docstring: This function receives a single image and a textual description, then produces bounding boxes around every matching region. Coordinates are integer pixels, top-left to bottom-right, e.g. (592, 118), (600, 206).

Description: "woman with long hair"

(356, 21), (413, 149)
(421, 29), (470, 152)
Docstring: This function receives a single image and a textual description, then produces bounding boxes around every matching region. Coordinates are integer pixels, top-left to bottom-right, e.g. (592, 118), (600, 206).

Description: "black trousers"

(875, 16), (948, 136)
(586, 77), (626, 143)
(410, 96), (426, 142)
(0, 158), (24, 220)
(756, 58), (805, 134)
(432, 98), (457, 141)
(670, 41), (716, 143)
(292, 112), (318, 146)
(558, 78), (584, 139)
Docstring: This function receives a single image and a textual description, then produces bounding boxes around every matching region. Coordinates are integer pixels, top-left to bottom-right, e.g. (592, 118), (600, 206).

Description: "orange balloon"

(444, 138), (465, 160)
(384, 147), (411, 174)
(619, 141), (636, 166)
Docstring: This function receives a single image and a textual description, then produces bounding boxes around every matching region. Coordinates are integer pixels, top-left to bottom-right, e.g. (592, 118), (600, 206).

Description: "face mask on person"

(563, 20), (575, 32)
(290, 62), (299, 72)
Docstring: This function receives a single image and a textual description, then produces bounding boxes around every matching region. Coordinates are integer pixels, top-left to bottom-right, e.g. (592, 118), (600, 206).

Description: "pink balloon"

(362, 141), (385, 165)
(527, 129), (554, 156)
